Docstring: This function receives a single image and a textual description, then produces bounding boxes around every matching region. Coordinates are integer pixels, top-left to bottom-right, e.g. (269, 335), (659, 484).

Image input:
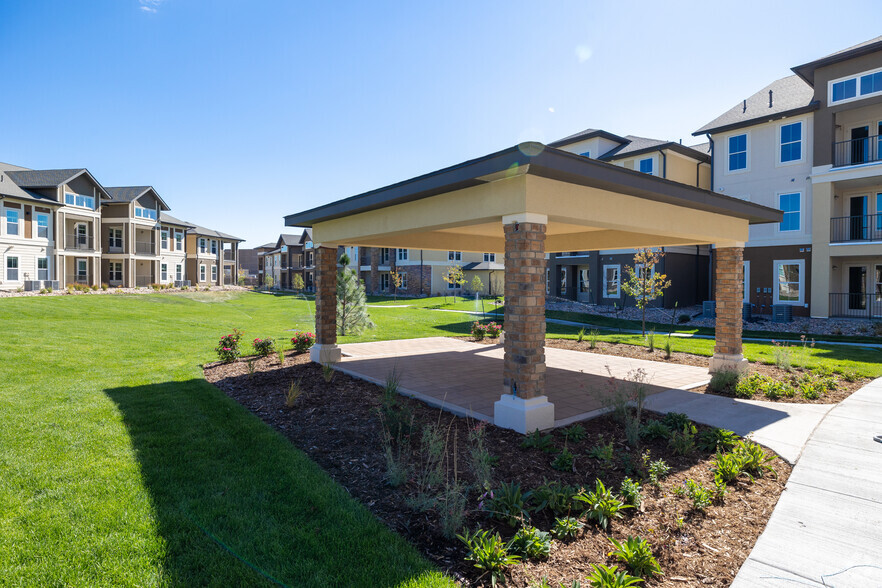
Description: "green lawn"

(0, 291), (457, 587)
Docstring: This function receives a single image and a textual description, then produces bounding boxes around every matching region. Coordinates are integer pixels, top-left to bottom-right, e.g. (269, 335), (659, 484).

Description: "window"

(199, 238), (207, 253)
(483, 253), (496, 262)
(397, 248), (408, 262)
(774, 259), (804, 305)
(210, 240), (218, 255)
(447, 277), (457, 289)
(381, 273), (390, 290)
(65, 193), (95, 209)
(876, 265), (882, 301)
(830, 68), (882, 104)
(200, 265), (206, 282)
(603, 265), (620, 298)
(307, 252), (313, 266)
(779, 193), (801, 232)
(6, 209), (19, 236)
(546, 269), (550, 294)
(36, 214), (49, 238)
(6, 256), (18, 281)
(75, 223), (88, 246)
(211, 265), (217, 282)
(109, 262), (122, 282)
(175, 231), (183, 251)
(779, 122), (802, 163)
(728, 134), (747, 171)
(448, 251), (462, 261)
(76, 259), (87, 282)
(134, 206), (157, 220)
(559, 267), (567, 295)
(578, 268), (589, 294)
(400, 273), (408, 289)
(37, 257), (48, 280)
(175, 264), (182, 281)
(580, 150), (590, 158)
(638, 158), (653, 174)
(161, 264), (168, 281)
(109, 228), (122, 249)
(160, 231), (169, 250)
(832, 78), (857, 103)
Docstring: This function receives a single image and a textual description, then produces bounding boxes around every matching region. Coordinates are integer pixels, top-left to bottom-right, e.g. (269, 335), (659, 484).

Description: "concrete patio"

(336, 337), (710, 427)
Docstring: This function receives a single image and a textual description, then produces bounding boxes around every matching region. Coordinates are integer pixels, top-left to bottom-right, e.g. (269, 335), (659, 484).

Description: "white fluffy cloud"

(575, 45), (592, 63)
(139, 0), (163, 13)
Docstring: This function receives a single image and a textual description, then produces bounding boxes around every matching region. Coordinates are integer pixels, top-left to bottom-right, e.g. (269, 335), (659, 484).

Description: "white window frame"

(638, 157), (654, 175)
(210, 240), (218, 255)
(5, 208), (19, 236)
(211, 265), (217, 282)
(199, 264), (206, 282)
(76, 259), (88, 281)
(75, 223), (88, 246)
(160, 230), (169, 250)
(65, 192), (95, 210)
(6, 255), (19, 281)
(174, 231), (183, 251)
(773, 259), (805, 306)
(381, 273), (390, 291)
(109, 262), (123, 283)
(603, 264), (620, 298)
(397, 248), (408, 262)
(559, 267), (567, 295)
(448, 250), (462, 261)
(400, 272), (408, 289)
(634, 263), (656, 299)
(37, 257), (49, 280)
(777, 120), (804, 165)
(828, 66), (882, 106)
(36, 213), (49, 239)
(160, 263), (168, 282)
(199, 238), (207, 253)
(175, 264), (183, 281)
(109, 228), (123, 250)
(726, 132), (749, 174)
(777, 191), (802, 233)
(483, 252), (496, 262)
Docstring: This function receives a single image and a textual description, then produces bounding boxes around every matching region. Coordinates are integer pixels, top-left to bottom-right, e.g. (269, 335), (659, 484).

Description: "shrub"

(509, 526), (551, 560)
(588, 329), (599, 349)
(560, 423), (587, 443)
(639, 420), (671, 441)
(252, 337), (275, 357)
(697, 427), (740, 453)
(708, 370), (739, 394)
(608, 536), (662, 579)
(576, 479), (631, 530)
(485, 322), (502, 337)
(380, 369), (413, 440)
(842, 369), (859, 383)
(378, 407), (411, 489)
(683, 479), (712, 511)
(796, 372), (834, 400)
(440, 481), (468, 539)
(647, 459), (670, 487)
(215, 329), (242, 362)
(409, 422), (446, 511)
(458, 528), (520, 586)
(733, 440), (776, 478)
(90, 284), (99, 291)
(586, 564), (643, 588)
(735, 373), (796, 400)
(551, 447), (575, 472)
(471, 321), (487, 341)
(587, 440), (614, 465)
(603, 367), (649, 448)
(521, 430), (555, 452)
(873, 322), (882, 336)
(712, 451), (746, 484)
(663, 339), (673, 360)
(667, 423), (696, 456)
(619, 477), (642, 508)
(467, 422), (494, 490)
(290, 331), (315, 353)
(322, 363), (335, 383)
(577, 327), (586, 342)
(100, 283), (108, 291)
(677, 313), (691, 323)
(645, 331), (655, 352)
(771, 340), (793, 371)
(531, 480), (580, 516)
(661, 412), (690, 431)
(551, 516), (583, 539)
(484, 482), (532, 527)
(285, 379), (304, 408)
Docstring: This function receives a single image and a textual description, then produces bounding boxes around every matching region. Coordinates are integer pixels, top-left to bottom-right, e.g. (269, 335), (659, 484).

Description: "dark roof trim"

(548, 129), (628, 148)
(0, 191), (64, 207)
(792, 38), (882, 86)
(104, 186), (171, 211)
(691, 102), (820, 137)
(285, 143), (782, 228)
(600, 142), (711, 163)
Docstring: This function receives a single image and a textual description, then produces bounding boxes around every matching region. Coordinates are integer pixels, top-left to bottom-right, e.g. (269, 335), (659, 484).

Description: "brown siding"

(743, 245), (812, 317)
(24, 205), (32, 238)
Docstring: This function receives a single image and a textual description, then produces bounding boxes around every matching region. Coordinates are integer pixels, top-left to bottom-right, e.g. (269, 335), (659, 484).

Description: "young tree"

(621, 248), (672, 336)
(336, 253), (374, 335)
(389, 269), (403, 300)
(442, 265), (466, 303)
(470, 274), (484, 295)
(292, 273), (305, 293)
(264, 275), (274, 290)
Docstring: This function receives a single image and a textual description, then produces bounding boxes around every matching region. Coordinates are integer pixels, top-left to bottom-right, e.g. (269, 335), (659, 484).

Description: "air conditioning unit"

(174, 280), (192, 287)
(702, 300), (716, 319)
(742, 302), (752, 321)
(771, 304), (793, 323)
(23, 280), (41, 291)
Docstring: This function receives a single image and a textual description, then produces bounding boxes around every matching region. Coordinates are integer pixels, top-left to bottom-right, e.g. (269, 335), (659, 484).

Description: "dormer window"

(64, 193), (95, 209)
(638, 158), (654, 175)
(580, 150), (590, 158)
(830, 67), (882, 104)
(134, 206), (157, 220)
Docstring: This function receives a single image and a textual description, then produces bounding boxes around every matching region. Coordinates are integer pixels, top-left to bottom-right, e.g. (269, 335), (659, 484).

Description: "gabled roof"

(187, 223), (245, 242)
(693, 75), (818, 136)
(158, 212), (195, 228)
(5, 168), (113, 200)
(276, 234), (302, 247)
(298, 228), (313, 245)
(548, 128), (628, 148)
(598, 135), (710, 163)
(0, 171), (62, 205)
(792, 36), (882, 86)
(105, 186), (171, 211)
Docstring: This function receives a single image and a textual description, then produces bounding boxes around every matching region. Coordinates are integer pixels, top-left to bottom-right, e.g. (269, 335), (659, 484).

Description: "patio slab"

(337, 337), (710, 427)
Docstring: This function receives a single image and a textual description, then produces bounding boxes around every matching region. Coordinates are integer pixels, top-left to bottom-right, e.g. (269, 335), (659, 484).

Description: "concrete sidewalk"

(643, 389), (834, 464)
(732, 377), (882, 587)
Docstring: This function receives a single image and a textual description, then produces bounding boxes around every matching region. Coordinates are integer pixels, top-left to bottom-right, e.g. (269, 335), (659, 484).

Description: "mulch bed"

(459, 336), (870, 405)
(205, 351), (791, 587)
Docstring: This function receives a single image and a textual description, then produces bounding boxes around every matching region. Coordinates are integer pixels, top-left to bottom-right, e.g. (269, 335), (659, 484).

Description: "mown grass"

(0, 291), (455, 587)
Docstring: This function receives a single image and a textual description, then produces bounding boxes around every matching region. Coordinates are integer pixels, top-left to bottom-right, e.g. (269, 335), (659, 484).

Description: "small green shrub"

(712, 451), (746, 484)
(667, 423), (696, 456)
(663, 339), (672, 359)
(619, 477), (642, 508)
(588, 329), (599, 349)
(551, 516), (583, 539)
(733, 440), (776, 478)
(771, 340), (793, 371)
(661, 412), (690, 431)
(645, 331), (655, 352)
(587, 440), (614, 464)
(440, 481), (468, 539)
(215, 329), (242, 362)
(586, 564), (643, 588)
(290, 331), (315, 353)
(608, 536), (662, 579)
(521, 430), (555, 452)
(252, 337), (275, 356)
(842, 369), (859, 383)
(677, 313), (691, 323)
(285, 379), (303, 408)
(560, 423), (587, 443)
(697, 427), (740, 453)
(647, 459), (670, 487)
(322, 363), (335, 383)
(577, 327), (586, 343)
(484, 482), (532, 527)
(467, 422), (494, 490)
(735, 373), (796, 399)
(509, 526), (551, 560)
(638, 420), (671, 441)
(458, 528), (520, 586)
(683, 479), (712, 512)
(530, 480), (580, 516)
(708, 370), (740, 394)
(576, 479), (631, 530)
(551, 447), (575, 472)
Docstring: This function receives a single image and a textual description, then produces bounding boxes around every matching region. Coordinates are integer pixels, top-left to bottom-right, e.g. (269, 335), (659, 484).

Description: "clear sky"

(3, 1), (881, 246)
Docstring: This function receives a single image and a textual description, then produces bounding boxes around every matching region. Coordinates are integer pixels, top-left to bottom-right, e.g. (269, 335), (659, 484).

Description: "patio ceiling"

(285, 142), (782, 251)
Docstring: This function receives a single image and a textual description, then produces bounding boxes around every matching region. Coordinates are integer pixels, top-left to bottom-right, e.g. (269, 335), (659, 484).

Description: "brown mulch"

(458, 336), (870, 405)
(205, 352), (791, 587)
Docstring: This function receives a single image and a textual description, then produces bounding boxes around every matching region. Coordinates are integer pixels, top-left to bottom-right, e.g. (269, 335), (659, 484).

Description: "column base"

(709, 353), (749, 375)
(310, 343), (342, 364)
(494, 394), (554, 434)
(497, 331), (505, 344)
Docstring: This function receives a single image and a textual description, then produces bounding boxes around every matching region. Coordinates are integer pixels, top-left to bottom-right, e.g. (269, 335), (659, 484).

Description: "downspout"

(420, 249), (424, 296)
(657, 149), (667, 179)
(705, 134), (715, 304)
(705, 134), (714, 191)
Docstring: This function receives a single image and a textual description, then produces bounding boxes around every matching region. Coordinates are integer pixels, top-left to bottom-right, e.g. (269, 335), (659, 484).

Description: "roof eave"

(692, 102), (820, 137)
(601, 142), (711, 163)
(791, 38), (882, 86)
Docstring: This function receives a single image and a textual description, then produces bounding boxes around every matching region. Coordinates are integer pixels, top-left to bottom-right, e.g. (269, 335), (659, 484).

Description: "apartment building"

(158, 213), (193, 286)
(544, 130), (713, 308)
(255, 230), (316, 290)
(186, 225), (243, 287)
(695, 36), (882, 318)
(101, 186), (170, 287)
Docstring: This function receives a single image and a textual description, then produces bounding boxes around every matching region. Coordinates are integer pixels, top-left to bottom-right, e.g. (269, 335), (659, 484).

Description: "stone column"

(369, 247), (379, 295)
(494, 215), (554, 433)
(310, 245), (342, 364)
(709, 245), (748, 374)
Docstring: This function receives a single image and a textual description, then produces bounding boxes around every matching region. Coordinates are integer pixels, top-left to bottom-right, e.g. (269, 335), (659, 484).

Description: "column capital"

(714, 242), (746, 249)
(502, 213), (548, 225)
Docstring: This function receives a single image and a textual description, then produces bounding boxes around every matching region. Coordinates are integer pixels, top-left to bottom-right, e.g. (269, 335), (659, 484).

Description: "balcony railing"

(830, 214), (882, 242)
(65, 234), (94, 251)
(223, 250), (234, 261)
(830, 293), (882, 318)
(135, 241), (156, 255)
(65, 274), (89, 285)
(135, 275), (153, 287)
(833, 134), (882, 167)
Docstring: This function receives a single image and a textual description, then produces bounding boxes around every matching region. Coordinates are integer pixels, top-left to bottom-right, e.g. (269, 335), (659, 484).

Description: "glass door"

(76, 259), (88, 283)
(851, 125), (869, 164)
(849, 195), (868, 240)
(577, 266), (591, 303)
(848, 266), (867, 310)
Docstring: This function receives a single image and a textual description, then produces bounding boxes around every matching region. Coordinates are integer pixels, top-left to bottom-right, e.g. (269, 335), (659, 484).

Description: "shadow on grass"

(105, 379), (450, 587)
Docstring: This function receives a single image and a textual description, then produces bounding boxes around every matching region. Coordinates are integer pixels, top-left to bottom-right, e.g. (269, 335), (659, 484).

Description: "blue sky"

(3, 1), (881, 246)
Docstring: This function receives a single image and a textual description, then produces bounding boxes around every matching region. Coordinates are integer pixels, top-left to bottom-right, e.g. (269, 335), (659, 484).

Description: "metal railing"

(223, 250), (234, 261)
(135, 241), (156, 255)
(135, 275), (153, 287)
(830, 214), (882, 242)
(65, 234), (94, 251)
(830, 292), (882, 318)
(65, 274), (89, 285)
(833, 134), (882, 167)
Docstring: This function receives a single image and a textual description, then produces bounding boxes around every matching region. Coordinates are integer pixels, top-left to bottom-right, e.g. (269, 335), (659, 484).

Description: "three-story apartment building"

(102, 186), (170, 287)
(186, 225), (243, 286)
(158, 213), (193, 286)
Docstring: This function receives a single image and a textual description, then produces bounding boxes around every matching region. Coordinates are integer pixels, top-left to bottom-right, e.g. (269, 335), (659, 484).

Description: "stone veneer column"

(709, 246), (748, 374)
(494, 217), (554, 433)
(310, 245), (342, 364)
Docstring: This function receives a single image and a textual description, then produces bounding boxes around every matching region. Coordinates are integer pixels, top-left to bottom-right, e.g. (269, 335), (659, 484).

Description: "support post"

(709, 245), (748, 374)
(310, 245), (342, 364)
(494, 215), (554, 433)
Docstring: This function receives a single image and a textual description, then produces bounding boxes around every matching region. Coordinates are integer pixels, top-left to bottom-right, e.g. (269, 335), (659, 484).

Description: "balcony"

(223, 250), (234, 261)
(830, 292), (882, 318)
(135, 241), (156, 255)
(831, 214), (882, 243)
(65, 234), (95, 251)
(65, 274), (89, 285)
(833, 134), (882, 167)
(135, 275), (153, 287)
